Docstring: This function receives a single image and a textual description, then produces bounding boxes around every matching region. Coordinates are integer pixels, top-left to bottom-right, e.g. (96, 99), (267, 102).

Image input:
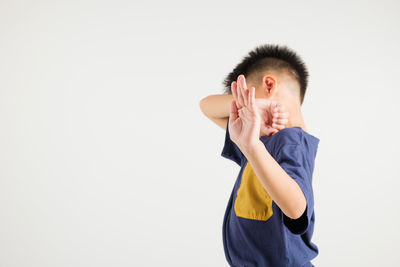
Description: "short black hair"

(222, 44), (309, 104)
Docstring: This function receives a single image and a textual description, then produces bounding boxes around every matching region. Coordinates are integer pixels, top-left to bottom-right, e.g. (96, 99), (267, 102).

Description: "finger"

(239, 75), (247, 107)
(231, 81), (241, 109)
(272, 118), (288, 125)
(230, 100), (238, 121)
(236, 77), (244, 107)
(272, 122), (286, 130)
(231, 81), (237, 101)
(244, 87), (248, 108)
(246, 86), (251, 110)
(245, 87), (251, 108)
(272, 112), (289, 120)
(274, 103), (286, 112)
(273, 111), (289, 119)
(242, 74), (248, 90)
(242, 76), (249, 107)
(249, 87), (256, 110)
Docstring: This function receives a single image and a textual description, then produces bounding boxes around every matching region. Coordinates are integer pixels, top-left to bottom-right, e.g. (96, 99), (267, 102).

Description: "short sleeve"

(275, 143), (315, 235)
(221, 117), (244, 166)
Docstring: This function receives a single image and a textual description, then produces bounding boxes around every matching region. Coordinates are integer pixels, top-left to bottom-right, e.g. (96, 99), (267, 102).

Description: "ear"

(263, 75), (277, 98)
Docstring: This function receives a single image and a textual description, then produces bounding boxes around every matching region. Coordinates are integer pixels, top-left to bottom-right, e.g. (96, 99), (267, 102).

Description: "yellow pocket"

(234, 162), (274, 221)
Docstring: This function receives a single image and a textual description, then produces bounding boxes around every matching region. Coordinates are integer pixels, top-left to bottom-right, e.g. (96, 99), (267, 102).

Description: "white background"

(1, 0), (399, 266)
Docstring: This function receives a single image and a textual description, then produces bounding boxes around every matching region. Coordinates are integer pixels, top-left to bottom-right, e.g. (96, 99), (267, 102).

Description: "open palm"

(229, 74), (262, 151)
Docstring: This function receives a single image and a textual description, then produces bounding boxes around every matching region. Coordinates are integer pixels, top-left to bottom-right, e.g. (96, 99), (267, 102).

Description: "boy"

(199, 44), (319, 266)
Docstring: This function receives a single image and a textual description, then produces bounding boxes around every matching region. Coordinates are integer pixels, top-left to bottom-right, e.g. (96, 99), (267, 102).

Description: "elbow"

(289, 205), (306, 220)
(286, 200), (307, 220)
(199, 97), (210, 117)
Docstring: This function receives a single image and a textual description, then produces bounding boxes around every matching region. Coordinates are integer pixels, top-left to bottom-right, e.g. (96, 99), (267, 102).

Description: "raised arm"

(200, 91), (289, 136)
(199, 94), (233, 130)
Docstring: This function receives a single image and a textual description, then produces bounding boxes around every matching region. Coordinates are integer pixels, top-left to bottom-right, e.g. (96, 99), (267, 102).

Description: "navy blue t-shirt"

(221, 117), (319, 267)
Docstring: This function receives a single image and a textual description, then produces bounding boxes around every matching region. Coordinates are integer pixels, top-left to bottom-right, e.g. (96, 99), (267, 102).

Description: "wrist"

(239, 140), (264, 157)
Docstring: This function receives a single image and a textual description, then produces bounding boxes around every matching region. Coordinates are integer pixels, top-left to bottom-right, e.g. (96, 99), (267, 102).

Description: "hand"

(255, 98), (289, 137)
(231, 78), (290, 138)
(229, 74), (262, 152)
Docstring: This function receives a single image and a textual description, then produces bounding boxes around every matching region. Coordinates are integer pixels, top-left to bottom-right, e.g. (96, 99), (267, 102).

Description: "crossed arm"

(200, 79), (306, 220)
(200, 94), (306, 220)
(229, 75), (306, 220)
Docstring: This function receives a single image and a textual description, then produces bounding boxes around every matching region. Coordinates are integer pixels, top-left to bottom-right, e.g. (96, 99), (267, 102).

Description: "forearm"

(199, 94), (233, 118)
(240, 141), (306, 219)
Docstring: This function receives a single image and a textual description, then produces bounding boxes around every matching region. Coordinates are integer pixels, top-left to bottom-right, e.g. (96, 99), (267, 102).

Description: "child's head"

(223, 44), (309, 106)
